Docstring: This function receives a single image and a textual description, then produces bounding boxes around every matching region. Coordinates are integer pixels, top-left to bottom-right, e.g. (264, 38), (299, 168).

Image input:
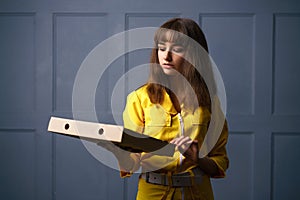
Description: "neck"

(168, 75), (185, 103)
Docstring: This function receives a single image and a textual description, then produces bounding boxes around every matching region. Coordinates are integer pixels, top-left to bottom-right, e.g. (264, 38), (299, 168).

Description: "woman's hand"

(170, 136), (220, 176)
(170, 136), (199, 165)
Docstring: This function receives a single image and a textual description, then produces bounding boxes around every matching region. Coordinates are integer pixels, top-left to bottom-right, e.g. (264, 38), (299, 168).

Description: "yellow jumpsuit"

(122, 85), (229, 200)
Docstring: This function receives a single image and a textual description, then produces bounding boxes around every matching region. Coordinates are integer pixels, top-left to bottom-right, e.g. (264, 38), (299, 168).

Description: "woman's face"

(157, 41), (186, 76)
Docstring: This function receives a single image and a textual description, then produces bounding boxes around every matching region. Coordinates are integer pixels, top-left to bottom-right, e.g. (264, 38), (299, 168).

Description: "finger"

(170, 136), (185, 144)
(178, 139), (197, 154)
(176, 137), (192, 147)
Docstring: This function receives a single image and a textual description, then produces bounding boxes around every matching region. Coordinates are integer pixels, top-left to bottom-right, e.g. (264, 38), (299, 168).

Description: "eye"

(158, 45), (166, 51)
(172, 46), (184, 53)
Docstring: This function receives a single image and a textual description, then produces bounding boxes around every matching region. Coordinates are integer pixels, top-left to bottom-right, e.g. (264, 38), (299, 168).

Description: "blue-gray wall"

(0, 0), (300, 199)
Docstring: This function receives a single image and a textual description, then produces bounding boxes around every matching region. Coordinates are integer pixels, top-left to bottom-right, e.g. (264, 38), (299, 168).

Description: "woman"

(114, 18), (229, 200)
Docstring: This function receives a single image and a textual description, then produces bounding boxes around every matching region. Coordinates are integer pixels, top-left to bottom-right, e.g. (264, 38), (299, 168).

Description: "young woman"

(114, 18), (229, 200)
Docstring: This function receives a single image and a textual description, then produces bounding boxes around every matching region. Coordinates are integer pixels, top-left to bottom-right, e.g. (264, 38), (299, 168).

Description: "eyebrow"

(158, 41), (183, 46)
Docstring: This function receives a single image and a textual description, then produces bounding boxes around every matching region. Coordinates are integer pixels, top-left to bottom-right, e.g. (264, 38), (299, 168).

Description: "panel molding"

(199, 13), (256, 116)
(271, 132), (300, 200)
(0, 129), (37, 200)
(0, 12), (36, 114)
(52, 12), (107, 113)
(271, 13), (300, 116)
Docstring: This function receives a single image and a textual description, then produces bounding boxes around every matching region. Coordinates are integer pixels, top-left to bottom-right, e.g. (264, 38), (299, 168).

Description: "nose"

(163, 50), (172, 61)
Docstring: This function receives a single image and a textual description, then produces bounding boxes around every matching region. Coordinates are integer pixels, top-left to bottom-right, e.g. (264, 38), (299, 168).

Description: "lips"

(162, 63), (174, 69)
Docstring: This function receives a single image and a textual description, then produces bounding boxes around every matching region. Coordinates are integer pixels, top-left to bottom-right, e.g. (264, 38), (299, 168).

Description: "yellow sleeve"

(209, 120), (229, 178)
(123, 91), (145, 133)
(119, 91), (145, 178)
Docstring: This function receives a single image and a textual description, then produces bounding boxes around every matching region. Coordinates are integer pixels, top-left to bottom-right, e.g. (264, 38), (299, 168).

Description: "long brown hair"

(147, 18), (215, 111)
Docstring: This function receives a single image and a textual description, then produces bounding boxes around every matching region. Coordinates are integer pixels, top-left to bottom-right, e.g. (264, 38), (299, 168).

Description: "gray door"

(1, 0), (299, 199)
